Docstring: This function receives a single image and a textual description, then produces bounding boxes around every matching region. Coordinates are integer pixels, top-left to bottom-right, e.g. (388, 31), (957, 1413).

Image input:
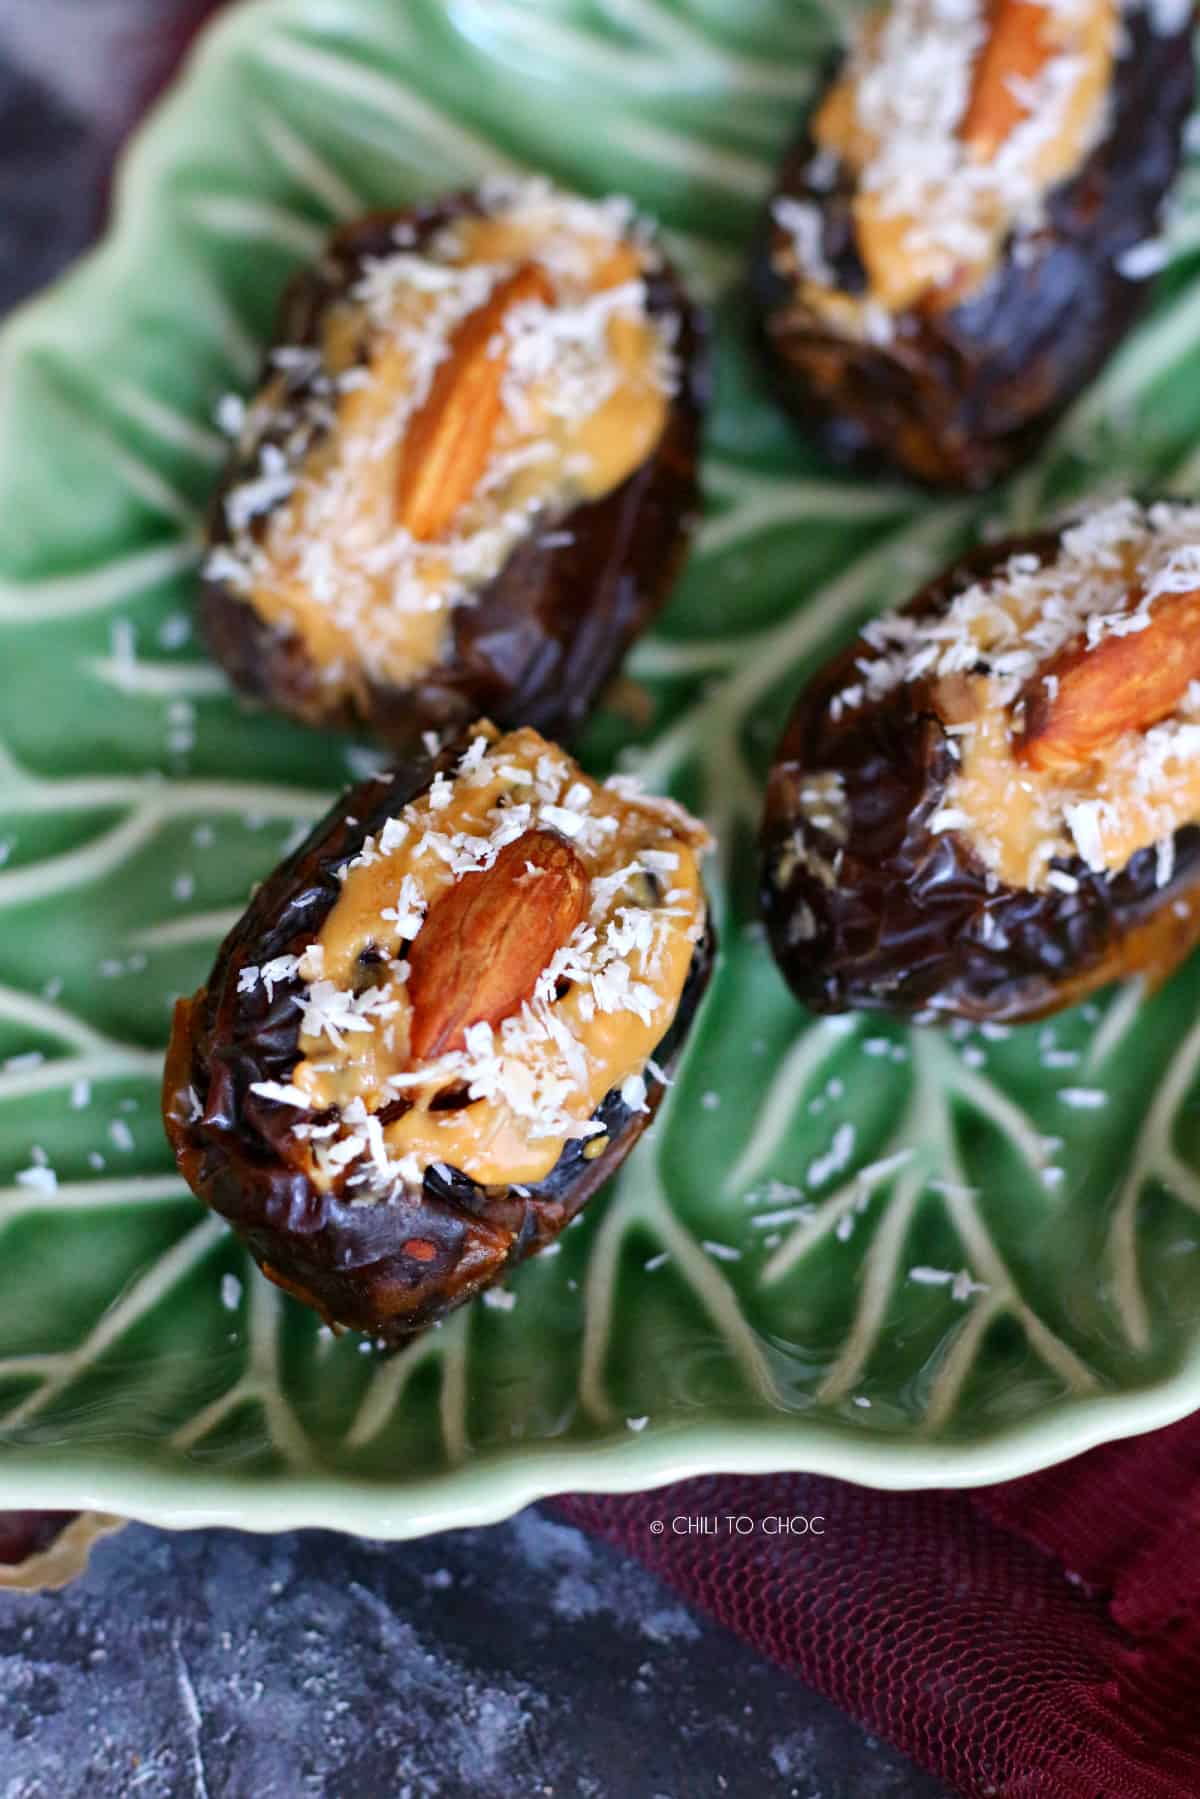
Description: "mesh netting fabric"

(554, 1415), (1200, 1798)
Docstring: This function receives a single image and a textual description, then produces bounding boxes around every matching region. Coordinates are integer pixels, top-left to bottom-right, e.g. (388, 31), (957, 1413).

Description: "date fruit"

(751, 0), (1193, 490)
(164, 724), (714, 1341)
(203, 181), (706, 751)
(761, 501), (1200, 1022)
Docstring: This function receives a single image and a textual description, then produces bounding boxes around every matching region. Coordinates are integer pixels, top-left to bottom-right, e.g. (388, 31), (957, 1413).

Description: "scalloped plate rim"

(1, 0), (1199, 1531)
(5, 1346), (1200, 1535)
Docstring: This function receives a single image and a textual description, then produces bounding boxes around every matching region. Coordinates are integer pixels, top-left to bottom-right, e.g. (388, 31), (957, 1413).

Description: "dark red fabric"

(554, 1419), (1200, 1797)
(0, 1512), (75, 1566)
(95, 0), (229, 215)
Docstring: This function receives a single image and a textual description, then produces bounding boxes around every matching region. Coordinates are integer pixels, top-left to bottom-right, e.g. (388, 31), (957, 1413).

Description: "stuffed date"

(163, 722), (714, 1341)
(761, 499), (1200, 1022)
(203, 177), (705, 749)
(752, 0), (1194, 490)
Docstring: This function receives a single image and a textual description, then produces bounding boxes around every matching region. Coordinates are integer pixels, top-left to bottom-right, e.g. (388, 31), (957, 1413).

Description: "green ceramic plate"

(3, 0), (1200, 1537)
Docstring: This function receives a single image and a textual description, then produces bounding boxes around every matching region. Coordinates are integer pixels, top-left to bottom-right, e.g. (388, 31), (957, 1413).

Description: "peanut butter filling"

(939, 676), (1200, 889)
(842, 501), (1200, 890)
(209, 181), (677, 700)
(774, 0), (1116, 330)
(249, 724), (710, 1192)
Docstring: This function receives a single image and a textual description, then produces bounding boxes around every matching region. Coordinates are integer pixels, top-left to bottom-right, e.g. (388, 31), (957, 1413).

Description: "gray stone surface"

(0, 1514), (948, 1798)
(0, 6), (952, 1794)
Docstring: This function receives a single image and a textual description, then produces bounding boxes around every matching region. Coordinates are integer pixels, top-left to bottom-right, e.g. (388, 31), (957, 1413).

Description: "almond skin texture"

(406, 828), (588, 1061)
(1017, 587), (1200, 774)
(395, 262), (554, 542)
(961, 0), (1056, 161)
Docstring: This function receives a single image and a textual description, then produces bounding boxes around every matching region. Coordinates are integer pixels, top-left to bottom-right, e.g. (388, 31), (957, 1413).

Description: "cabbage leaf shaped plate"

(3, 0), (1200, 1535)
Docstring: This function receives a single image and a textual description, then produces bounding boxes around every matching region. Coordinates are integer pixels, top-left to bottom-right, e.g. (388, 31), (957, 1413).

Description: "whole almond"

(406, 829), (588, 1062)
(1016, 586), (1200, 773)
(395, 262), (554, 543)
(961, 0), (1055, 162)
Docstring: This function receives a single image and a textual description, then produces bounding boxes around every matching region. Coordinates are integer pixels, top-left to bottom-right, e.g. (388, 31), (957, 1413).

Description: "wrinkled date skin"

(760, 534), (1200, 1024)
(751, 13), (1194, 490)
(163, 739), (715, 1343)
(203, 194), (707, 751)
